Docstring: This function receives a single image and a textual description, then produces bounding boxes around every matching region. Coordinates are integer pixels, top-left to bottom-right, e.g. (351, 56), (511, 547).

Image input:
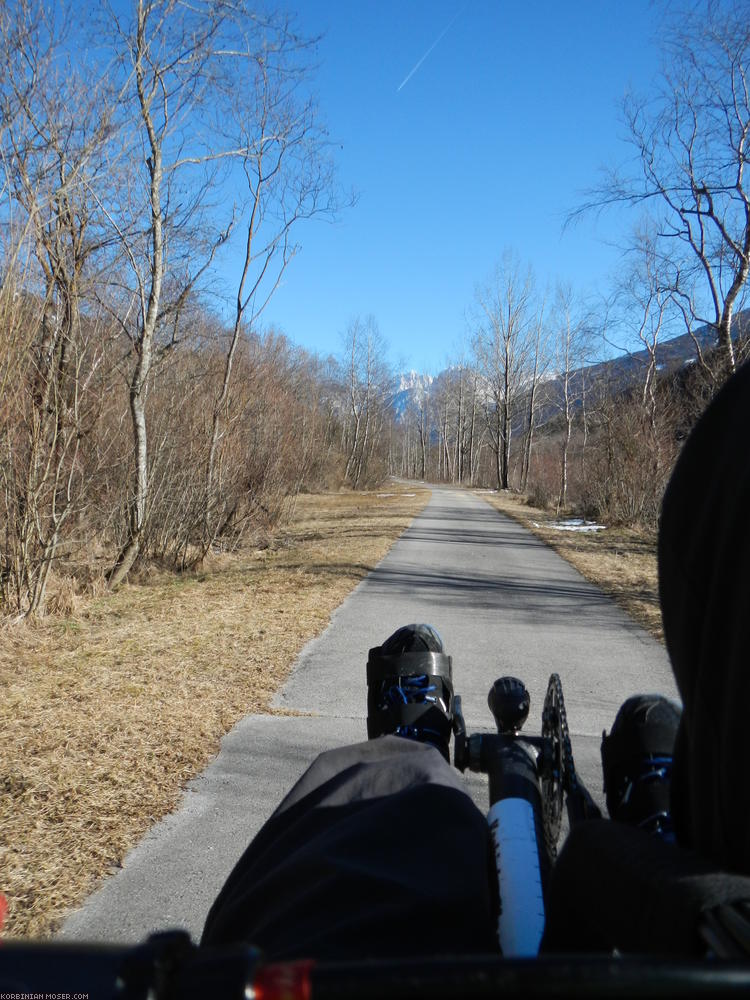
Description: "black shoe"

(601, 694), (681, 841)
(366, 625), (454, 761)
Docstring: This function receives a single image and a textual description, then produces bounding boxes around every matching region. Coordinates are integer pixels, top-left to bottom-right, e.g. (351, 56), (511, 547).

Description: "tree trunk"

(468, 386), (477, 486)
(558, 421), (570, 515)
(419, 411), (426, 480)
(109, 20), (163, 587)
(495, 410), (502, 490)
(718, 306), (737, 375)
(557, 369), (571, 515)
(109, 344), (152, 587)
(520, 381), (536, 492)
(501, 400), (511, 490)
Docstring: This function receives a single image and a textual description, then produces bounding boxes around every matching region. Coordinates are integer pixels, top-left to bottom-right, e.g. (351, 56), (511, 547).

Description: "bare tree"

(621, 229), (678, 470)
(96, 1), (332, 585)
(417, 387), (429, 481)
(0, 1), (115, 615)
(341, 317), (392, 487)
(582, 0), (750, 379)
(444, 361), (478, 485)
(398, 377), (431, 481)
(472, 256), (538, 490)
(200, 26), (334, 560)
(103, 1), (227, 585)
(462, 366), (481, 486)
(552, 287), (592, 512)
(519, 298), (548, 493)
(433, 374), (454, 482)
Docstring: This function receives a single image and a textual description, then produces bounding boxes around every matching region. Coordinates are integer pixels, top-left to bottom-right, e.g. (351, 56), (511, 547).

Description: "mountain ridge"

(392, 310), (750, 424)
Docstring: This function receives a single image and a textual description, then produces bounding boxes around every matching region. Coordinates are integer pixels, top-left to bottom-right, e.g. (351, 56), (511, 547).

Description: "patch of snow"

(532, 518), (606, 532)
(377, 492), (415, 498)
(544, 517), (607, 531)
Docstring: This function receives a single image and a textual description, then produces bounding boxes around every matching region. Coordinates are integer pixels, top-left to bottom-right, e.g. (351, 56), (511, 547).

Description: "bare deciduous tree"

(582, 0), (750, 379)
(93, 1), (334, 586)
(341, 317), (392, 488)
(472, 256), (539, 490)
(0, 1), (115, 615)
(617, 229), (680, 476)
(519, 299), (548, 493)
(104, 0), (238, 585)
(201, 33), (334, 560)
(552, 287), (592, 512)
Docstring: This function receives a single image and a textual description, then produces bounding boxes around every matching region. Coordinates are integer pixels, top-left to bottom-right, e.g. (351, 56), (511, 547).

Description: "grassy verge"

(475, 490), (662, 642)
(0, 487), (430, 939)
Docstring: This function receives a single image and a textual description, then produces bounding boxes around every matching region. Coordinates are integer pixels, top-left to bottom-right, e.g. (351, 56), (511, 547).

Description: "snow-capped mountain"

(391, 371), (434, 419)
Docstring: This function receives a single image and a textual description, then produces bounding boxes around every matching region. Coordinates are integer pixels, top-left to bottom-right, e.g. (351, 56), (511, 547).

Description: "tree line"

(390, 0), (750, 526)
(3, 0), (749, 617)
(0, 0), (351, 617)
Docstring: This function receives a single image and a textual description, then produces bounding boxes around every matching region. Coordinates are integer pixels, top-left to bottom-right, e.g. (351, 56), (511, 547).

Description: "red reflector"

(254, 959), (315, 1000)
(0, 893), (7, 938)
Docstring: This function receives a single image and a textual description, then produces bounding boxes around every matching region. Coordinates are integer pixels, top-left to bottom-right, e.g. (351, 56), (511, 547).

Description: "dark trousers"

(201, 736), (498, 960)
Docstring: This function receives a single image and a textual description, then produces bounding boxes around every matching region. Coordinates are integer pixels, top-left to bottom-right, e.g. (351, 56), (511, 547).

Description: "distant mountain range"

(392, 370), (435, 419)
(534, 310), (749, 426)
(574, 309), (749, 388)
(393, 310), (749, 426)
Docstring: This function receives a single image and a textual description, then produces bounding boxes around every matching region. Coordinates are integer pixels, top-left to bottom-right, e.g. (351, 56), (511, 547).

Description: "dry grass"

(476, 490), (662, 642)
(0, 488), (429, 939)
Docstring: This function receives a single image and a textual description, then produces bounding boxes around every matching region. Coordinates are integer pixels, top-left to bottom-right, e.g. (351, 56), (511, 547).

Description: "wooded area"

(2, 0), (749, 618)
(0, 0), (346, 617)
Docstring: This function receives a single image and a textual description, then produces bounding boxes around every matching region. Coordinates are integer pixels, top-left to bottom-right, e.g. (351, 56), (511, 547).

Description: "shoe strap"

(366, 649), (453, 685)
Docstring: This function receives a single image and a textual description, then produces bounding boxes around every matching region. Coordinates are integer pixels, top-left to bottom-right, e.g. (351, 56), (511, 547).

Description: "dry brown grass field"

(476, 490), (662, 642)
(0, 488), (429, 939)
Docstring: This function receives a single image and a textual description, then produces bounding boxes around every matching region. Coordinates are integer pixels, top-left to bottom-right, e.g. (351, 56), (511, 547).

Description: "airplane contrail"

(396, 8), (462, 93)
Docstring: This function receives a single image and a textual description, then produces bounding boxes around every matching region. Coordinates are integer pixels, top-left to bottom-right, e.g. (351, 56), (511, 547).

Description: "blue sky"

(226, 1), (666, 372)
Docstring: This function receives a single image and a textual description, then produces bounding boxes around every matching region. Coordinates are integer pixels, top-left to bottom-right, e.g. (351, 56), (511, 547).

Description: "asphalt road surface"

(62, 487), (678, 944)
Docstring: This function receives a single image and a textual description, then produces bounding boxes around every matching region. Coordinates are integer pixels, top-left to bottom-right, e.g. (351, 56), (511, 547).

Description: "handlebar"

(3, 933), (750, 999)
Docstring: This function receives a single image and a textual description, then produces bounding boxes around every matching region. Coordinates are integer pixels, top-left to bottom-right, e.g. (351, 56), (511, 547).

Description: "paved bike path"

(62, 488), (677, 943)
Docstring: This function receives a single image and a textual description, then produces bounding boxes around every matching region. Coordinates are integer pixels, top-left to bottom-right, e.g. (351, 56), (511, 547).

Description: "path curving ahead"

(62, 487), (677, 943)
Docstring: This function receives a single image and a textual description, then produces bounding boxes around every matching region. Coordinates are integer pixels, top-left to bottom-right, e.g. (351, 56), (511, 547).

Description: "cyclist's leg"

(203, 626), (492, 960)
(201, 737), (497, 960)
(545, 812), (750, 953)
